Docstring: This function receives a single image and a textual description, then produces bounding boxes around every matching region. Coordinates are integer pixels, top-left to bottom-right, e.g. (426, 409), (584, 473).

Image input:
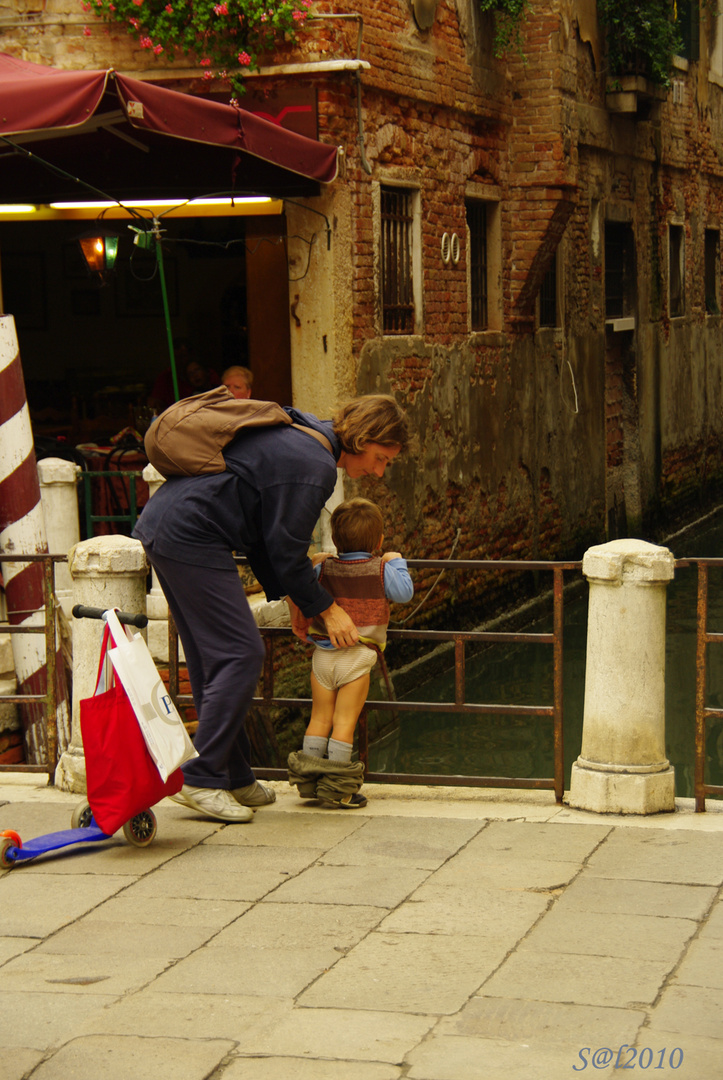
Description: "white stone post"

(37, 457), (81, 618)
(568, 538), (676, 815)
(54, 535), (148, 792)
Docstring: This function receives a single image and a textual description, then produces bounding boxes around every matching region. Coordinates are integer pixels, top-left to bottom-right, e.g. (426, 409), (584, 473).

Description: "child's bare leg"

(302, 672), (336, 756)
(326, 673), (370, 761)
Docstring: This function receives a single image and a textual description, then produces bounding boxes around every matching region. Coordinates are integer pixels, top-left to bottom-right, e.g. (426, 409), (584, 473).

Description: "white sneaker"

(169, 785), (253, 823)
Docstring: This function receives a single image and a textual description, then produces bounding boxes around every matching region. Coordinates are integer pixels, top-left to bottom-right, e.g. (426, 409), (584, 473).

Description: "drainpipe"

(307, 13), (373, 175)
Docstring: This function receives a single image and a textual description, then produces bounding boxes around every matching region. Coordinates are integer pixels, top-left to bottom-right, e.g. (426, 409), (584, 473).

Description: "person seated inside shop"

(149, 349), (220, 413)
(222, 365), (253, 400)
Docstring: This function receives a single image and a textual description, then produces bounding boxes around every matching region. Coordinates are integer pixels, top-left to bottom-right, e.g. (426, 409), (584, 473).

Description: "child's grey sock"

(327, 738), (353, 763)
(303, 735), (328, 758)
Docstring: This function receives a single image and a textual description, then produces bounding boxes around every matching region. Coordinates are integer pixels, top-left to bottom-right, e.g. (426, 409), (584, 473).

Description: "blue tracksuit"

(132, 409), (341, 789)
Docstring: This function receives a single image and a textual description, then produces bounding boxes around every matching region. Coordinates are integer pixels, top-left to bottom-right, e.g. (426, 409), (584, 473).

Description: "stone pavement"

(1, 775), (722, 1080)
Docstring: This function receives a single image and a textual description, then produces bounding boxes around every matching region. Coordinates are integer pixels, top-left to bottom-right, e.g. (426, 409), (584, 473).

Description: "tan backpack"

(144, 385), (332, 478)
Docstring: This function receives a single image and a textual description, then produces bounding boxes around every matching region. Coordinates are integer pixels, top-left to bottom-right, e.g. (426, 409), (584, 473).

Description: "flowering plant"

(83, 0), (314, 96)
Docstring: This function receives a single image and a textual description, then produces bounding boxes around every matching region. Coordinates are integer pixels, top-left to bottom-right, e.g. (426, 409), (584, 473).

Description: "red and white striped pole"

(0, 315), (70, 765)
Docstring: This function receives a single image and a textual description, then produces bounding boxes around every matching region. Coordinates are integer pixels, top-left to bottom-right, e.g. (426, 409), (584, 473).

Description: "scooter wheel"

(71, 801), (93, 829)
(1, 836), (16, 869)
(122, 809), (157, 847)
(1, 830), (22, 848)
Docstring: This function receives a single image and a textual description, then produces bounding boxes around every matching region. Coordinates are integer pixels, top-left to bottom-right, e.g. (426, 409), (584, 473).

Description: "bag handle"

(290, 424), (333, 455)
(93, 622), (115, 695)
(104, 607), (134, 650)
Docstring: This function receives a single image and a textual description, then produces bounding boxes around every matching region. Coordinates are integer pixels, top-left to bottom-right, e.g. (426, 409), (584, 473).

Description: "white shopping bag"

(104, 608), (198, 782)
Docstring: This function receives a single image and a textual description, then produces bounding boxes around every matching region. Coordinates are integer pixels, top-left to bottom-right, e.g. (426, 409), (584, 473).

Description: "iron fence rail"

(0, 553), (62, 778)
(170, 560), (578, 804)
(1, 552), (722, 809)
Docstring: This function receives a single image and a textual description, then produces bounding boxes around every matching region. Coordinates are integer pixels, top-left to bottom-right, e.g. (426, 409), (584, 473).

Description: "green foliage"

(597, 0), (684, 86)
(82, 0), (313, 97)
(477, 0), (530, 58)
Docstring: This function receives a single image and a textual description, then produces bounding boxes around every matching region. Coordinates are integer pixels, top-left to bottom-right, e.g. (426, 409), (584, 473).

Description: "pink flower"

(165, 3), (173, 10)
(203, 71), (214, 80)
(214, 2), (228, 13)
(129, 17), (139, 28)
(140, 35), (153, 47)
(81, 2), (92, 12)
(293, 9), (306, 20)
(237, 52), (251, 65)
(154, 43), (163, 54)
(200, 57), (212, 66)
(132, 0), (143, 5)
(83, 24), (92, 35)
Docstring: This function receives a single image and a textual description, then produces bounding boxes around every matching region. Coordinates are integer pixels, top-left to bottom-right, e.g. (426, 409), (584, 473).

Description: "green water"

(368, 515), (723, 800)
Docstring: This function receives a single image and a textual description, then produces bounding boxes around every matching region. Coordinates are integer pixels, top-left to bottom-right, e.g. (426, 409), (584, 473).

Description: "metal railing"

(2, 553), (722, 809)
(0, 553), (64, 780)
(169, 559), (581, 805)
(690, 558), (723, 811)
(78, 469), (144, 536)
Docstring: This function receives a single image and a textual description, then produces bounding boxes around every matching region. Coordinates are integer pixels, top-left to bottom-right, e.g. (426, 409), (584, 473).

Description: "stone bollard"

(568, 538), (676, 814)
(54, 535), (148, 792)
(37, 457), (81, 618)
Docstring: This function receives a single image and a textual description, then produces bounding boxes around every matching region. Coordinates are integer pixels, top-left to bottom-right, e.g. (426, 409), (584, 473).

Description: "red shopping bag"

(80, 623), (184, 835)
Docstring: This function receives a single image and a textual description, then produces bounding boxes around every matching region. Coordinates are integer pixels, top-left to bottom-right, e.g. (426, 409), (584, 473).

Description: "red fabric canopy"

(0, 52), (338, 186)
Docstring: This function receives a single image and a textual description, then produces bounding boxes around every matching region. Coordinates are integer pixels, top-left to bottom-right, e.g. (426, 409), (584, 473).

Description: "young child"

(290, 496), (413, 808)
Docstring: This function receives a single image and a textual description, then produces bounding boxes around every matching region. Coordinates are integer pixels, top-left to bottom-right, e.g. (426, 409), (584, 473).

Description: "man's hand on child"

(320, 602), (359, 648)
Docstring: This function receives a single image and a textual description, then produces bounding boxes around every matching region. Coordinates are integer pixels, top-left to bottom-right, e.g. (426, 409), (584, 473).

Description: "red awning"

(0, 53), (338, 198)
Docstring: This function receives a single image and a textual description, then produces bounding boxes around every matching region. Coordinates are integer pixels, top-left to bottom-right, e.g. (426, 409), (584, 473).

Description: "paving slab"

(520, 907), (697, 961)
(34, 917), (220, 959)
(318, 816), (485, 869)
(299, 931), (509, 1014)
(208, 900), (384, 950)
(455, 819), (611, 862)
(151, 941), (344, 998)
(1, 873), (129, 936)
(221, 1059), (402, 1080)
(0, 950), (173, 997)
(405, 1033), (580, 1080)
(669, 936), (723, 988)
(648, 984), (723, 1040)
(445, 995), (646, 1045)
(0, 990), (120, 1051)
(28, 1034), (235, 1080)
(0, 934), (38, 963)
(3, 1047), (44, 1080)
(201, 808), (365, 848)
(269, 862), (431, 907)
(377, 881), (550, 939)
(703, 897), (723, 937)
(583, 827), (723, 885)
(550, 874), (717, 919)
(430, 850), (581, 891)
(481, 948), (675, 1008)
(234, 1005), (434, 1061)
(621, 1034), (722, 1080)
(76, 989), (290, 1041)
(79, 893), (247, 929)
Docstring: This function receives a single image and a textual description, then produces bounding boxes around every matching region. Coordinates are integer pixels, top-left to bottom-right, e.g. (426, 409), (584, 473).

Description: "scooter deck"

(5, 824), (111, 864)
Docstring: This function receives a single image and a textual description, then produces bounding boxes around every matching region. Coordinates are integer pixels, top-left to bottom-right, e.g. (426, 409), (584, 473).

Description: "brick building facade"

(2, 1), (723, 624)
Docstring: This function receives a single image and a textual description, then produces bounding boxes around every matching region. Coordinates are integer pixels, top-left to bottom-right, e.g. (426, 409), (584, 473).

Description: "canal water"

(368, 511), (723, 800)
